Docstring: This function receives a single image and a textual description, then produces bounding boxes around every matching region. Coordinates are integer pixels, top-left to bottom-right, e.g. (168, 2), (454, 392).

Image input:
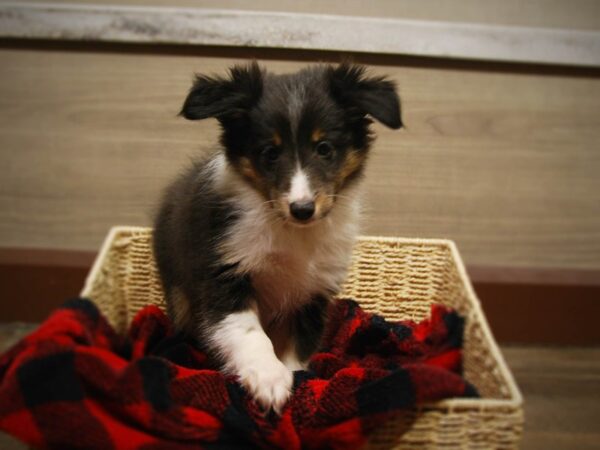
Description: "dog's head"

(180, 62), (402, 226)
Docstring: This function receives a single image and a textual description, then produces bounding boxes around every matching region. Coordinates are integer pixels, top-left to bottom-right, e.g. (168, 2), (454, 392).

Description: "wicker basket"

(81, 226), (523, 449)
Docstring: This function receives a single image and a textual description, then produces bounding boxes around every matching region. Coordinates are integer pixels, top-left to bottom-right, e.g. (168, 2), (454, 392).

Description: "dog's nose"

(290, 201), (315, 221)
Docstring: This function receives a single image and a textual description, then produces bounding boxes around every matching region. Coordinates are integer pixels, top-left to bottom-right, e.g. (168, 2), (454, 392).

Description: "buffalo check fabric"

(0, 298), (477, 449)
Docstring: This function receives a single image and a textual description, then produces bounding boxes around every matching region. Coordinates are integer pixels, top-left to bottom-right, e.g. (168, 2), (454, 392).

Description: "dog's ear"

(328, 63), (402, 129)
(180, 62), (263, 121)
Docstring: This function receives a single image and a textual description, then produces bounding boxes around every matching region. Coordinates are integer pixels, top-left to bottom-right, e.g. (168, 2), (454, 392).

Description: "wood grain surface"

(0, 45), (599, 270)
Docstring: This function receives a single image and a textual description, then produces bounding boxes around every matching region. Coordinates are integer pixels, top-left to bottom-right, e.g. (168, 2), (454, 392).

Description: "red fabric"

(0, 298), (477, 449)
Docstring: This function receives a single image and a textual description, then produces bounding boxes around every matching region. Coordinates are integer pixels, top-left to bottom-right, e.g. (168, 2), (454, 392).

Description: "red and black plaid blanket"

(0, 298), (477, 449)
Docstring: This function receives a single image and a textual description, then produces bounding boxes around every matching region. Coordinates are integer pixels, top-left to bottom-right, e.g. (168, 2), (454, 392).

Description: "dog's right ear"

(180, 62), (263, 121)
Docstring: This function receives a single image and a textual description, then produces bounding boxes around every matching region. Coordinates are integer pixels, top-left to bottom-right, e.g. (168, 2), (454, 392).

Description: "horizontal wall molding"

(1, 247), (599, 344)
(1, 2), (599, 67)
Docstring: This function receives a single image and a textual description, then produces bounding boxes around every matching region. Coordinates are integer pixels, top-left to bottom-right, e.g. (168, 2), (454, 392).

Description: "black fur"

(293, 295), (329, 362)
(153, 163), (254, 336)
(154, 62), (401, 367)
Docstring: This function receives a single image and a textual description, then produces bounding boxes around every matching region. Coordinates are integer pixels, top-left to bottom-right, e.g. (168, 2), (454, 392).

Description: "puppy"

(153, 62), (402, 413)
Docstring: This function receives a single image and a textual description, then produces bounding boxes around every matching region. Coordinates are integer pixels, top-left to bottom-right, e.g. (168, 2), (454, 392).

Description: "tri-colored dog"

(153, 62), (402, 413)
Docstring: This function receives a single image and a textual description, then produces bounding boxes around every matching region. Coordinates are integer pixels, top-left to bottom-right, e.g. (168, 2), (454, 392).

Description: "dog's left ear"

(328, 63), (403, 129)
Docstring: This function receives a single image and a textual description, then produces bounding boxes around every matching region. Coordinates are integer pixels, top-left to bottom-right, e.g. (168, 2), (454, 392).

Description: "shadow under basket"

(81, 226), (524, 449)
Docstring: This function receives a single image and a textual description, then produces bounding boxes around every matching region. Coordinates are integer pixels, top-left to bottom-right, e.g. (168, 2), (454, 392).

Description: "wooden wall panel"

(0, 46), (599, 270)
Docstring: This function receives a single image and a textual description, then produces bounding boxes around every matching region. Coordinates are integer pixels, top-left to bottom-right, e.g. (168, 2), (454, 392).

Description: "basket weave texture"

(82, 226), (523, 449)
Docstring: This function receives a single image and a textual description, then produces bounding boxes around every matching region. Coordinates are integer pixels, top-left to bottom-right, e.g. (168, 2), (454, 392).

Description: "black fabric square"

(392, 323), (412, 340)
(348, 315), (406, 358)
(62, 298), (100, 323)
(138, 358), (172, 412)
(222, 383), (258, 436)
(356, 369), (414, 414)
(292, 369), (314, 390)
(151, 332), (204, 369)
(18, 351), (83, 407)
(205, 434), (257, 450)
(443, 312), (465, 348)
(463, 382), (479, 398)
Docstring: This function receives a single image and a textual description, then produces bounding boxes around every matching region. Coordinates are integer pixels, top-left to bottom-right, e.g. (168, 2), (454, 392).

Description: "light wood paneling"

(0, 46), (599, 269)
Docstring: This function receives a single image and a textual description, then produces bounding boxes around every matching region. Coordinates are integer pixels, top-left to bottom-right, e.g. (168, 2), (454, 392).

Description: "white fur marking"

(289, 168), (312, 203)
(211, 307), (293, 413)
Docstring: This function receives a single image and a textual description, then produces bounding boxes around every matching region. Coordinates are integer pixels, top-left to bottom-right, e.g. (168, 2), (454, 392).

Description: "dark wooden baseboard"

(468, 265), (600, 344)
(473, 281), (599, 345)
(0, 248), (95, 323)
(0, 247), (598, 345)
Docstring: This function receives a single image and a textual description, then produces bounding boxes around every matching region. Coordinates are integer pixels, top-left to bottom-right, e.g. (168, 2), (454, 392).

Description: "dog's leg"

(282, 295), (330, 371)
(210, 302), (293, 414)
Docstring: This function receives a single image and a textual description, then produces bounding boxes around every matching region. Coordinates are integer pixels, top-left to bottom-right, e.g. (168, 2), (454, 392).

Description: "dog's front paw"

(238, 358), (293, 414)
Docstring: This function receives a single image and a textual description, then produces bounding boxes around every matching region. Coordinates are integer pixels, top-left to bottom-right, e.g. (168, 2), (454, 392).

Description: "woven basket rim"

(445, 238), (523, 407)
(82, 226), (463, 299)
(82, 225), (523, 410)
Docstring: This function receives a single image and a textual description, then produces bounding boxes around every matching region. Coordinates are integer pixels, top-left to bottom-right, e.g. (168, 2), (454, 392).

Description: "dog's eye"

(315, 141), (334, 160)
(262, 145), (281, 163)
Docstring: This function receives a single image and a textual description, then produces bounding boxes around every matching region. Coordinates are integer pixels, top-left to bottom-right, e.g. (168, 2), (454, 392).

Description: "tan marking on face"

(239, 157), (270, 199)
(240, 157), (259, 181)
(336, 150), (366, 187)
(273, 132), (282, 146)
(311, 128), (325, 143)
(314, 192), (334, 218)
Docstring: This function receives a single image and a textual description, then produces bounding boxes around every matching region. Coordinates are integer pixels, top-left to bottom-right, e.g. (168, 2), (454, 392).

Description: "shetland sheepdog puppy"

(153, 62), (402, 413)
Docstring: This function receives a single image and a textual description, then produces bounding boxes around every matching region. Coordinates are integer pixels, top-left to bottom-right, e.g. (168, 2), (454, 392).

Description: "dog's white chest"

(221, 209), (358, 317)
(250, 244), (345, 313)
